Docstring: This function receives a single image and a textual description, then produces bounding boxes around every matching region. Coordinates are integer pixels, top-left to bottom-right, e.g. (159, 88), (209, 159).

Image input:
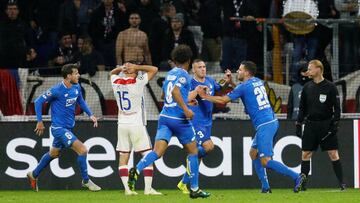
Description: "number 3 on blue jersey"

(254, 86), (270, 110)
(117, 90), (131, 111)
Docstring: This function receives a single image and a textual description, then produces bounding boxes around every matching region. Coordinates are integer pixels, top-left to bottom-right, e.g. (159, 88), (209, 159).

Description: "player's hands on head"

(184, 108), (194, 120)
(34, 121), (45, 136)
(90, 115), (98, 128)
(123, 62), (137, 74)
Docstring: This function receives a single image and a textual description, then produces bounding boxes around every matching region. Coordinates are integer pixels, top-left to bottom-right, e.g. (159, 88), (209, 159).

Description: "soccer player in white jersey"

(110, 62), (161, 195)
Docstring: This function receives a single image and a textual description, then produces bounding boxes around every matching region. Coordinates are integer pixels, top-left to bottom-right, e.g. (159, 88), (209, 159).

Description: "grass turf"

(0, 189), (359, 203)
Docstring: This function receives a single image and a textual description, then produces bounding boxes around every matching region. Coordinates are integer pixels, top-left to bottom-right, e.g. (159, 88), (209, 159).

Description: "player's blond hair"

(308, 60), (324, 73)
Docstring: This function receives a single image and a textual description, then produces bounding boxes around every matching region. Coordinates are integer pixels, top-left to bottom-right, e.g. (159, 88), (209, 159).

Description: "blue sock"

(33, 152), (53, 178)
(187, 154), (199, 191)
(266, 160), (298, 180)
(197, 145), (206, 159)
(253, 158), (270, 189)
(136, 151), (158, 172)
(77, 155), (89, 182)
(181, 171), (190, 184)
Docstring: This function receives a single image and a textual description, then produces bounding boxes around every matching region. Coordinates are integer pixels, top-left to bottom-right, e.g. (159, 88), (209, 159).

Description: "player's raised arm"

(124, 63), (158, 80)
(110, 65), (124, 75)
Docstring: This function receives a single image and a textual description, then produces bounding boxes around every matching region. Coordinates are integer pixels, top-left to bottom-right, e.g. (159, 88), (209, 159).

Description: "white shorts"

(116, 124), (152, 153)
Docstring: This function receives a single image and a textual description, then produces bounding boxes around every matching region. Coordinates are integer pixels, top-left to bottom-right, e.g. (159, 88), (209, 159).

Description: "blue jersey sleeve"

(35, 87), (58, 122)
(174, 71), (189, 88)
(227, 84), (244, 101)
(213, 78), (221, 92)
(76, 86), (93, 116)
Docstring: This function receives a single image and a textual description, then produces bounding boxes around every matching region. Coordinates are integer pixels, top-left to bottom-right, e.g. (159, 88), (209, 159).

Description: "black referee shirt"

(297, 79), (340, 122)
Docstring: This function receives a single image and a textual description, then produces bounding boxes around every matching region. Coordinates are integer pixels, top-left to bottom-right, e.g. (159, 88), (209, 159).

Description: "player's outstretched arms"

(198, 87), (231, 105)
(34, 121), (45, 136)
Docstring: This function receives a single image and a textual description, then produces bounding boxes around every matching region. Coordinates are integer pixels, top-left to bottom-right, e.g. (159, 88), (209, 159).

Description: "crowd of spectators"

(0, 0), (359, 116)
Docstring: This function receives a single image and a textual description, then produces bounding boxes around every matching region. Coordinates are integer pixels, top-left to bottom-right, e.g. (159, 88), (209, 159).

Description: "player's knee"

(78, 146), (88, 155)
(49, 151), (60, 158)
(204, 142), (214, 153)
(327, 150), (339, 161)
(249, 148), (257, 160)
(260, 158), (269, 167)
(302, 151), (312, 160)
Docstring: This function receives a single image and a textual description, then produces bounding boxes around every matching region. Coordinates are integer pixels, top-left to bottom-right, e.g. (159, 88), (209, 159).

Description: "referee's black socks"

(332, 159), (344, 184)
(301, 160), (310, 176)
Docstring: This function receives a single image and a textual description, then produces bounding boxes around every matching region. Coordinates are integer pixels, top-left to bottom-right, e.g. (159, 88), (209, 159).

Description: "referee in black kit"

(296, 59), (345, 190)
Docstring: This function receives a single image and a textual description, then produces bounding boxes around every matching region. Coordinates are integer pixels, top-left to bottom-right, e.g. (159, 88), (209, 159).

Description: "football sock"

(187, 154), (199, 191)
(33, 152), (53, 178)
(301, 160), (310, 176)
(266, 160), (298, 180)
(332, 160), (344, 183)
(136, 151), (158, 173)
(118, 165), (130, 191)
(253, 158), (270, 189)
(77, 154), (89, 182)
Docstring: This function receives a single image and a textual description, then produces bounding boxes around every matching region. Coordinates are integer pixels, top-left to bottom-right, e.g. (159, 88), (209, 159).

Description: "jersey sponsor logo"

(66, 97), (78, 107)
(113, 78), (136, 85)
(166, 75), (177, 81)
(319, 94), (327, 103)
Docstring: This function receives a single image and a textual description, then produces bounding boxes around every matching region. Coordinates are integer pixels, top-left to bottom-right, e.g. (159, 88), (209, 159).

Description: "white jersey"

(111, 72), (148, 125)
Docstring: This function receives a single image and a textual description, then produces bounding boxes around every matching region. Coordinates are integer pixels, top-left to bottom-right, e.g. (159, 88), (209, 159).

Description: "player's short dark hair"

(61, 64), (78, 79)
(171, 45), (193, 64)
(241, 61), (257, 76)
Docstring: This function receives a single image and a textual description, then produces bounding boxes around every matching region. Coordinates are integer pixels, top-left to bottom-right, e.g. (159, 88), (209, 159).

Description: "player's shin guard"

(266, 160), (298, 180)
(136, 151), (158, 173)
(33, 152), (54, 178)
(77, 155), (89, 182)
(187, 154), (199, 191)
(143, 166), (154, 191)
(119, 165), (130, 191)
(253, 158), (270, 190)
(197, 146), (206, 159)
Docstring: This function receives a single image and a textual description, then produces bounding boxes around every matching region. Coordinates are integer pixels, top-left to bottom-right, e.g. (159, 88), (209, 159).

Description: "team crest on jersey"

(46, 90), (52, 97)
(64, 93), (68, 97)
(319, 94), (327, 103)
(179, 77), (186, 84)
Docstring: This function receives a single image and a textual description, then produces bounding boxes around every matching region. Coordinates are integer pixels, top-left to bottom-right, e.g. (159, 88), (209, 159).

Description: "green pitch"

(0, 189), (359, 203)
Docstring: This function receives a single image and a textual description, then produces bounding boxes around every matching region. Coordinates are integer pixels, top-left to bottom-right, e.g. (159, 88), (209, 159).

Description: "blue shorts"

(251, 120), (279, 158)
(155, 116), (196, 145)
(194, 124), (212, 146)
(50, 127), (77, 149)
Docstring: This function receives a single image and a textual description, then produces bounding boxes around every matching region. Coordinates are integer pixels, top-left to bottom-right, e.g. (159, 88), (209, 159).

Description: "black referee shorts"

(302, 119), (338, 151)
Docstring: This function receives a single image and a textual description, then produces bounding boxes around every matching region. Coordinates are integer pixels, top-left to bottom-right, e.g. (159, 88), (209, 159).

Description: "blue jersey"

(227, 77), (276, 129)
(35, 82), (92, 129)
(190, 76), (221, 126)
(160, 67), (192, 119)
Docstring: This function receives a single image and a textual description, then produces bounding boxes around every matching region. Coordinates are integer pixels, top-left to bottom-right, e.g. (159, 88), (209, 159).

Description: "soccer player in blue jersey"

(128, 45), (210, 198)
(177, 59), (235, 194)
(198, 61), (306, 193)
(27, 64), (101, 192)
